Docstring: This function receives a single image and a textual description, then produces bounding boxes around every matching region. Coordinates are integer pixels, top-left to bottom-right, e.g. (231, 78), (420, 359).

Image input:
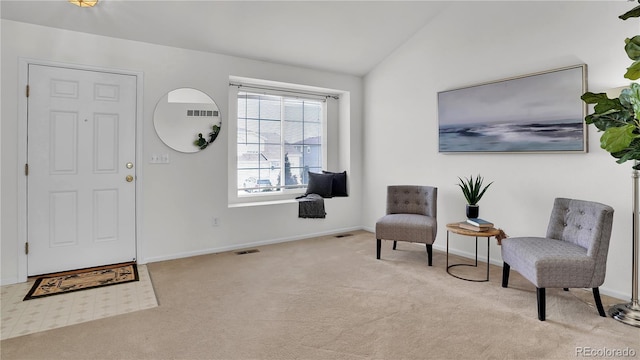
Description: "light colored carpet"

(1, 231), (638, 359)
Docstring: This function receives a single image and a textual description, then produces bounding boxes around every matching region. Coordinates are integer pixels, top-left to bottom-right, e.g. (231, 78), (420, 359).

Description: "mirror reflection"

(153, 88), (221, 153)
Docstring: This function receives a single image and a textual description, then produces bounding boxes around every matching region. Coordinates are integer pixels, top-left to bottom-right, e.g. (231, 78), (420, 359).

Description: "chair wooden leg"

(537, 288), (546, 321)
(426, 244), (433, 266)
(502, 263), (510, 288)
(593, 287), (606, 317)
(376, 239), (381, 259)
(393, 241), (397, 250)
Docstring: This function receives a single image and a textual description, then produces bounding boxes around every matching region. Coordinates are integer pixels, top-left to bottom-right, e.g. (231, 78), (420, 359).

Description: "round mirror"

(153, 88), (222, 153)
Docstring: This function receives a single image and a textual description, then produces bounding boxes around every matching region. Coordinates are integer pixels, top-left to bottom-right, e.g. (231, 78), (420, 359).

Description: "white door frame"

(17, 58), (144, 283)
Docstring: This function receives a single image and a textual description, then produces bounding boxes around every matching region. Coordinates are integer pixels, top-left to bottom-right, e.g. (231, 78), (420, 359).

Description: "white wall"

(1, 20), (363, 284)
(363, 1), (639, 299)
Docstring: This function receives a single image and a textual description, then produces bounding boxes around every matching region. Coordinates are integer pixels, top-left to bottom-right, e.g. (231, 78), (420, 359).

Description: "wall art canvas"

(438, 64), (587, 153)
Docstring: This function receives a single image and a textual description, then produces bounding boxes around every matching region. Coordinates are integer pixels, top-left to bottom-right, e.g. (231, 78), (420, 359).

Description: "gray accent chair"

(376, 185), (437, 266)
(501, 198), (614, 321)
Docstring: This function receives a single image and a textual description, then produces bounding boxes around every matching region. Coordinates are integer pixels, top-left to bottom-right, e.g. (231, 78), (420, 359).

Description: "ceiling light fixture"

(68, 0), (98, 7)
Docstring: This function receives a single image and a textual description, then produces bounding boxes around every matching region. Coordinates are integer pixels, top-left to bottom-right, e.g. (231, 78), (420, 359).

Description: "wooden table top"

(446, 222), (501, 237)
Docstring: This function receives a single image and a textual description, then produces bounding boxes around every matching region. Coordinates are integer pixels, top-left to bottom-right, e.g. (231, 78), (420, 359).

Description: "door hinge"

(25, 242), (29, 255)
(26, 85), (30, 98)
(25, 163), (29, 176)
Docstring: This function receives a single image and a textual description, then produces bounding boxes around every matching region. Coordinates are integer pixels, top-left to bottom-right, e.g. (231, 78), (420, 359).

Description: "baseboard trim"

(142, 226), (365, 264)
(1, 277), (20, 286)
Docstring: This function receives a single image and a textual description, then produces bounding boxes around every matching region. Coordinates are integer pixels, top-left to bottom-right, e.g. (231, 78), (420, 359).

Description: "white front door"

(27, 64), (137, 276)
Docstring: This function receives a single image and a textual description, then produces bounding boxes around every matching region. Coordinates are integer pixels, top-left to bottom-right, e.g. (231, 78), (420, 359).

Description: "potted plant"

(579, 2), (640, 326)
(194, 124), (221, 150)
(580, 5), (640, 168)
(457, 174), (493, 218)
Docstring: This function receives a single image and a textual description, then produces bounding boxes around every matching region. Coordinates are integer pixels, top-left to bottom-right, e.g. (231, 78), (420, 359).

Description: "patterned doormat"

(24, 262), (138, 300)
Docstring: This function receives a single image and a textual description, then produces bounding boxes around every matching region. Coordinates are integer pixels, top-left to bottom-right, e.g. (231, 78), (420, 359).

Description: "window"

(235, 90), (326, 197)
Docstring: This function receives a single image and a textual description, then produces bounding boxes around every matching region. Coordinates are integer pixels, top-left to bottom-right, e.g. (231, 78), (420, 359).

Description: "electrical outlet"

(212, 217), (220, 227)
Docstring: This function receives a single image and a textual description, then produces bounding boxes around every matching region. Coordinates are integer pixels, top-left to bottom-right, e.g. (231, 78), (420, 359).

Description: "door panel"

(27, 64), (137, 276)
(94, 189), (118, 242)
(94, 114), (119, 172)
(50, 191), (78, 246)
(50, 111), (79, 174)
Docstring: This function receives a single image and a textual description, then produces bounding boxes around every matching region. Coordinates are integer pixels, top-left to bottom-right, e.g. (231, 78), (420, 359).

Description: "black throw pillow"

(323, 170), (348, 197)
(306, 172), (334, 198)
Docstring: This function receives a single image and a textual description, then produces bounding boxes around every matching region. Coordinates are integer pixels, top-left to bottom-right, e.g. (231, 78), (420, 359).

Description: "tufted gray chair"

(375, 185), (437, 266)
(501, 198), (614, 321)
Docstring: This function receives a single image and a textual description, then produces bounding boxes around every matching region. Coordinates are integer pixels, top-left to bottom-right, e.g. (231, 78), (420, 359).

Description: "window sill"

(228, 199), (298, 208)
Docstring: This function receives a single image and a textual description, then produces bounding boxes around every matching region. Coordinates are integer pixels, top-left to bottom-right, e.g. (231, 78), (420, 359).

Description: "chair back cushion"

(546, 198), (614, 283)
(386, 185), (437, 217)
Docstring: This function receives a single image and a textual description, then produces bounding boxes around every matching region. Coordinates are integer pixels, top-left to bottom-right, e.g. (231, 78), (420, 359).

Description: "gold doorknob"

(126, 175), (134, 182)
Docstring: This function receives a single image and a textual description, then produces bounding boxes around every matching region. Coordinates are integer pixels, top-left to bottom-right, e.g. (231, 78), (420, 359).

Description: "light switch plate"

(150, 154), (170, 164)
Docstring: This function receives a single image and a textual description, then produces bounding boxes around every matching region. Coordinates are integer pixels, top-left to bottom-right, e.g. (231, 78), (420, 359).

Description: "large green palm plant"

(581, 2), (640, 327)
(580, 3), (640, 169)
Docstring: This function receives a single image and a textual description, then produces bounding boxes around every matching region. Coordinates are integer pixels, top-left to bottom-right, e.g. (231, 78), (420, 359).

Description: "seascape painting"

(438, 65), (587, 153)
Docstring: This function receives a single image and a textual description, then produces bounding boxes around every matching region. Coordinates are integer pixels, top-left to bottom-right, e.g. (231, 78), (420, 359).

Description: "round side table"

(446, 222), (501, 282)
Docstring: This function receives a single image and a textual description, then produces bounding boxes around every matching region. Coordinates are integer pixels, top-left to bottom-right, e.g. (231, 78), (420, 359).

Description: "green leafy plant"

(580, 2), (640, 170)
(194, 124), (221, 150)
(457, 175), (493, 205)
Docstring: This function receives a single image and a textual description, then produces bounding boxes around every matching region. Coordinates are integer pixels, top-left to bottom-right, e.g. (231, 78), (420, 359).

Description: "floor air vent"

(334, 234), (353, 238)
(235, 249), (260, 255)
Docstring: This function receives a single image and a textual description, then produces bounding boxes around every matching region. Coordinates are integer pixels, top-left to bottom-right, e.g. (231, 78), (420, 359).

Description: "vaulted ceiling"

(1, 0), (451, 76)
